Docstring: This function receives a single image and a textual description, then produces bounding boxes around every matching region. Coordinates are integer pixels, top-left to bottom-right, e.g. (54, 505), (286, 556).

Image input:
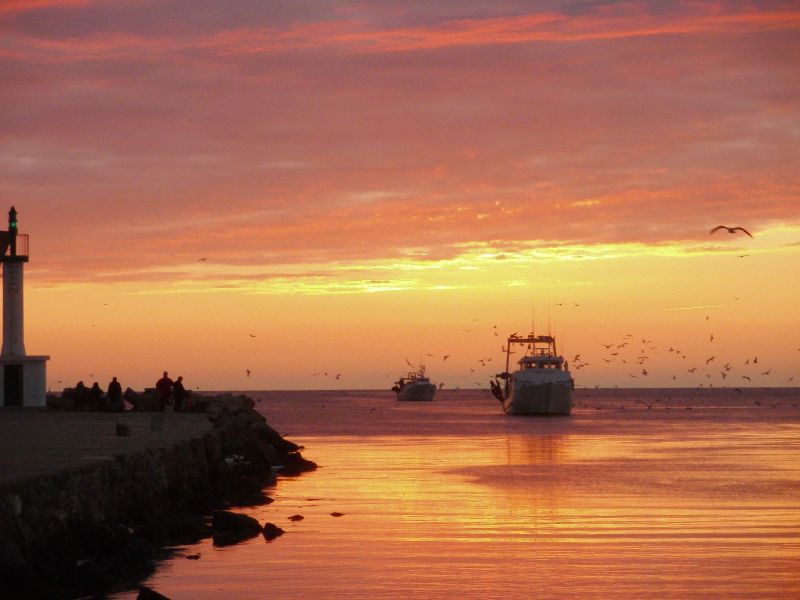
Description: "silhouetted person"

(74, 380), (88, 411)
(89, 382), (104, 411)
(173, 376), (186, 412)
(155, 371), (173, 412)
(107, 376), (123, 412)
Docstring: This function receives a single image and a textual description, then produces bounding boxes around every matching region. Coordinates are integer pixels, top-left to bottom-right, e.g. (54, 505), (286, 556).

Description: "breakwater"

(0, 393), (316, 598)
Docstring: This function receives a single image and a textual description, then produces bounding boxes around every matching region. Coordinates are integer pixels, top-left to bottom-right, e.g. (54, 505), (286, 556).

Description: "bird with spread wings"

(709, 225), (753, 238)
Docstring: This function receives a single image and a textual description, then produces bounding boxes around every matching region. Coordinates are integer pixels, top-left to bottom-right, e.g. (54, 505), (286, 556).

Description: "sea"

(117, 388), (800, 599)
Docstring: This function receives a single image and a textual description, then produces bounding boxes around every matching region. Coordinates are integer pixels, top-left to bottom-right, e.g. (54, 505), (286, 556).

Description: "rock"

(211, 510), (262, 546)
(226, 488), (274, 508)
(138, 586), (171, 600)
(124, 388), (162, 412)
(212, 510), (262, 534)
(0, 537), (37, 585)
(279, 454), (318, 476)
(262, 522), (285, 541)
(74, 557), (111, 590)
(330, 512), (345, 517)
(288, 514), (304, 522)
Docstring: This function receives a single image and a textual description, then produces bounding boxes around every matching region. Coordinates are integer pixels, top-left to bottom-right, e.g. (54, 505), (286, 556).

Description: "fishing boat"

(490, 333), (573, 415)
(392, 366), (436, 401)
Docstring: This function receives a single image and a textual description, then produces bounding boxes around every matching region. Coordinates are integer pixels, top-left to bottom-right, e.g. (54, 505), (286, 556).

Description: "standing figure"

(89, 382), (104, 411)
(74, 380), (88, 411)
(155, 371), (173, 412)
(173, 376), (186, 412)
(107, 376), (123, 412)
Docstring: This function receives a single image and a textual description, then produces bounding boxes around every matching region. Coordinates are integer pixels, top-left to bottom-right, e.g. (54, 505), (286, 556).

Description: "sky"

(1, 0), (799, 391)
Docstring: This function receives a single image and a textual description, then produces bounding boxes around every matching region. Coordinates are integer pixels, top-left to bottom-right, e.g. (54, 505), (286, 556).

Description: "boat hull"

(397, 382), (436, 401)
(503, 381), (572, 415)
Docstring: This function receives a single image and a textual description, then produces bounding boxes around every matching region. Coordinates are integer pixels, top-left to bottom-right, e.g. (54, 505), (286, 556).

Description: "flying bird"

(709, 225), (753, 238)
(442, 354), (450, 362)
(245, 369), (251, 377)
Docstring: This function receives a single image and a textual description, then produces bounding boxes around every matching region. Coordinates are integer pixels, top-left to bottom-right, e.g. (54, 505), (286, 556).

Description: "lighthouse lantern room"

(0, 207), (49, 407)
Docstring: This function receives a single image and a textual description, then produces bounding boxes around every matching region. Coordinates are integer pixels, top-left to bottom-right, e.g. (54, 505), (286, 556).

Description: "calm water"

(125, 389), (800, 599)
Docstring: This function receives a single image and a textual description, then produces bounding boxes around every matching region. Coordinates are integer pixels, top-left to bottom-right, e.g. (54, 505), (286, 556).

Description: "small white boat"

(490, 334), (573, 415)
(392, 367), (436, 401)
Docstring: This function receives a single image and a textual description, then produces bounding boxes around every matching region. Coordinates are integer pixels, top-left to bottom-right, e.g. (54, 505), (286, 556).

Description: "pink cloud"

(2, 1), (798, 285)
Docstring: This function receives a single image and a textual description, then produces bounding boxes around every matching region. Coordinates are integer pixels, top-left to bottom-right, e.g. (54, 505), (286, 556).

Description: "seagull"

(249, 333), (256, 338)
(246, 369), (251, 377)
(442, 354), (450, 362)
(198, 257), (208, 262)
(709, 225), (753, 238)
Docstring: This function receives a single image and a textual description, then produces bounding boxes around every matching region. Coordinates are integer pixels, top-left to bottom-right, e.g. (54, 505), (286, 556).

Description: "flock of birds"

(83, 223), (791, 399)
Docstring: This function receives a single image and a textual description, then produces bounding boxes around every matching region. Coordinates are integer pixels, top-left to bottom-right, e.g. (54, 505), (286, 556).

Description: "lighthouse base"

(0, 355), (49, 407)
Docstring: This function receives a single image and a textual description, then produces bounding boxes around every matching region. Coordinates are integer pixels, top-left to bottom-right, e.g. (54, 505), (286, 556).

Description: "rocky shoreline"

(0, 392), (317, 599)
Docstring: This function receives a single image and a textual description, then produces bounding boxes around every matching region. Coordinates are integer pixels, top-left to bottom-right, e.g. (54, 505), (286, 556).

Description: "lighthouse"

(0, 207), (49, 407)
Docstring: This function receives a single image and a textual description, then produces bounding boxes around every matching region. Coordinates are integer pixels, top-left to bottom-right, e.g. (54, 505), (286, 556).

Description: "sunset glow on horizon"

(2, 1), (798, 391)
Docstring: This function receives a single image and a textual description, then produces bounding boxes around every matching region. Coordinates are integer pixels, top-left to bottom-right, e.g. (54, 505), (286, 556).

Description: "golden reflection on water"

(130, 390), (800, 599)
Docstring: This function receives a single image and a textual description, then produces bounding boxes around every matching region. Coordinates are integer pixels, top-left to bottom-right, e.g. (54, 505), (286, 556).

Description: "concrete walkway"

(0, 408), (212, 486)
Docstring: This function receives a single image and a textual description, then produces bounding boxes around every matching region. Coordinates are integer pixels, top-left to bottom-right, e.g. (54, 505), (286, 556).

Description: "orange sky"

(1, 1), (799, 390)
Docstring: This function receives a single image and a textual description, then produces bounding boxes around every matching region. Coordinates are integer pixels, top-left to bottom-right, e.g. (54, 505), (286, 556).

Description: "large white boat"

(490, 334), (573, 415)
(392, 367), (436, 401)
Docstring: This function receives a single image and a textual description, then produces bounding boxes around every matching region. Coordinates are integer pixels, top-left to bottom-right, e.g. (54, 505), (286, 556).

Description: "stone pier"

(0, 396), (315, 597)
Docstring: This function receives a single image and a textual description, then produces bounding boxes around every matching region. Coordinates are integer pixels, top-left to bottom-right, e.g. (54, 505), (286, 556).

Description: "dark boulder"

(211, 510), (262, 546)
(262, 522), (285, 541)
(279, 453), (318, 475)
(138, 586), (171, 600)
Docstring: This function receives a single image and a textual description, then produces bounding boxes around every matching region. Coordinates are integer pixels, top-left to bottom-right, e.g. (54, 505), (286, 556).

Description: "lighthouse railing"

(3, 234), (28, 258)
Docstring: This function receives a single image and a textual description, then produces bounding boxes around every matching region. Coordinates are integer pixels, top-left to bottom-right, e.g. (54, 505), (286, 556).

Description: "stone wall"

(0, 393), (316, 598)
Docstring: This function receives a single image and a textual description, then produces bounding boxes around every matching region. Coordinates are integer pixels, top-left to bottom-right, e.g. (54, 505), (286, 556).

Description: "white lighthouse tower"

(0, 207), (49, 407)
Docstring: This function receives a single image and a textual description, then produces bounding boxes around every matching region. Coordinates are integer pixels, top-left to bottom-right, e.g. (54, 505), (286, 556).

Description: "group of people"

(155, 371), (188, 411)
(71, 371), (189, 412)
(72, 379), (123, 412)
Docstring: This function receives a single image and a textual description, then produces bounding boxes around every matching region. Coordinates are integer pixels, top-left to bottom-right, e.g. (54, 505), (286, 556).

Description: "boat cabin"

(518, 355), (565, 370)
